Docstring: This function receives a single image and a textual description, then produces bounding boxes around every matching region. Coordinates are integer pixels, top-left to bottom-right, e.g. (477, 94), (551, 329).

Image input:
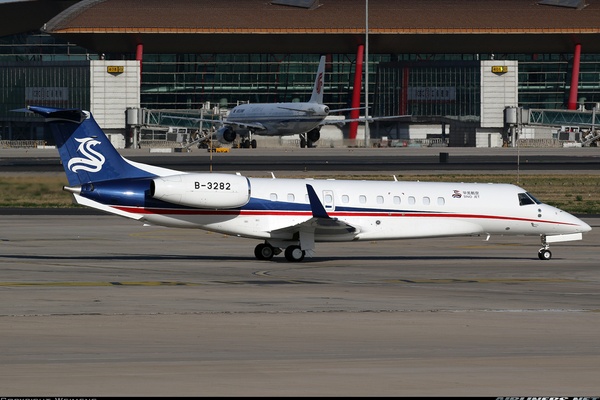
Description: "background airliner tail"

(28, 105), (163, 186)
(308, 55), (326, 104)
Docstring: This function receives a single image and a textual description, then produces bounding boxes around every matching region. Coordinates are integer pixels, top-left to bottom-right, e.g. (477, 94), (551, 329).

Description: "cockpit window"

(518, 192), (542, 206)
(527, 192), (542, 204)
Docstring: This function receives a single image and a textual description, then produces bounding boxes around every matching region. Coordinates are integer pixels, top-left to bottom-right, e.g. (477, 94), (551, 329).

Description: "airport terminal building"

(2, 0), (600, 148)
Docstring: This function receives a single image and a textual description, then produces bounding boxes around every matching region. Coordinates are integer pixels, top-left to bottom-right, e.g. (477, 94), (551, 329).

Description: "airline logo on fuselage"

(451, 189), (480, 199)
(67, 137), (106, 173)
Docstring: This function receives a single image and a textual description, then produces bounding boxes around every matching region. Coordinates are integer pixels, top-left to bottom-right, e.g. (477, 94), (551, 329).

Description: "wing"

(221, 119), (267, 131)
(161, 115), (267, 131)
(320, 114), (412, 126)
(270, 184), (359, 240)
(328, 106), (366, 113)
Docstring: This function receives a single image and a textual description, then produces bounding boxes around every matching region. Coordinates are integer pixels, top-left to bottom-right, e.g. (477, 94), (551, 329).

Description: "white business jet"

(27, 105), (591, 262)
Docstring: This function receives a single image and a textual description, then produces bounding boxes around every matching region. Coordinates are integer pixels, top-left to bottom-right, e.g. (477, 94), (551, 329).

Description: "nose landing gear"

(538, 235), (552, 260)
(538, 246), (552, 260)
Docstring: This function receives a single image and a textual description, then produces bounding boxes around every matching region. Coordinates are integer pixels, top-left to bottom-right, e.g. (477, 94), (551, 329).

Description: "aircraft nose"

(578, 218), (592, 233)
(567, 212), (592, 233)
(547, 206), (592, 234)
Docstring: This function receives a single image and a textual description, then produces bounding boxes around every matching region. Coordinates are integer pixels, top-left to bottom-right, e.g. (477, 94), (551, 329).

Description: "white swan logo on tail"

(67, 137), (106, 173)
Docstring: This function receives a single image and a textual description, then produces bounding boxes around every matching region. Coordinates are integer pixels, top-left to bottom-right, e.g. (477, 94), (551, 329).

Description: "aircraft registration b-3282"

(26, 105), (591, 262)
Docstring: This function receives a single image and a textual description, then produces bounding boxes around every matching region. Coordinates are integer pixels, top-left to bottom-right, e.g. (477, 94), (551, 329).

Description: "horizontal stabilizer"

(276, 105), (318, 114)
(26, 105), (88, 123)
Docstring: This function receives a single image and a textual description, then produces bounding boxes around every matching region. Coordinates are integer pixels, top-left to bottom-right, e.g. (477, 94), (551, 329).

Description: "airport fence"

(0, 140), (47, 149)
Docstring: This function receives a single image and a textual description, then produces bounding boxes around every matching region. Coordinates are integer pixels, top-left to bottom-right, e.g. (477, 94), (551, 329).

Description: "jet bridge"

(126, 105), (224, 149)
(527, 108), (600, 128)
(506, 106), (600, 147)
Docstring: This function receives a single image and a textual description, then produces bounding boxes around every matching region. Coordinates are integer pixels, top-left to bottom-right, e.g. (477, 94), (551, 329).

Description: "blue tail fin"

(28, 106), (160, 186)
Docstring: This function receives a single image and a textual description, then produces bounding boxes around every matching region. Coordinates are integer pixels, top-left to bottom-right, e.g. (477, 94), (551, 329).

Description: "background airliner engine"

(216, 126), (236, 143)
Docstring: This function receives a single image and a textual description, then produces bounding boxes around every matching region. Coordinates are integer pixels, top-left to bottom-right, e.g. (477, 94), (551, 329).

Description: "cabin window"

(437, 197), (445, 206)
(393, 196), (401, 204)
(287, 193), (295, 202)
(422, 196), (430, 205)
(518, 192), (541, 206)
(342, 194), (350, 204)
(376, 195), (384, 204)
(359, 195), (367, 204)
(408, 196), (416, 205)
(324, 193), (333, 203)
(270, 193), (278, 201)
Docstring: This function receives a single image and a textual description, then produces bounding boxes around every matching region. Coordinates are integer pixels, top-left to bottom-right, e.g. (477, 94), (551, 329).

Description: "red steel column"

(136, 43), (144, 81)
(567, 43), (581, 110)
(349, 44), (364, 140)
(400, 67), (409, 115)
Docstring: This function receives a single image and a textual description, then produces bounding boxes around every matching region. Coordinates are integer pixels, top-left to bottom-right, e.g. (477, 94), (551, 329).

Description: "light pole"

(364, 0), (370, 148)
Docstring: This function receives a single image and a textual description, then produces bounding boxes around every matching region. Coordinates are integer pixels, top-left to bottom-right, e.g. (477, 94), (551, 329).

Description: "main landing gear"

(240, 137), (257, 148)
(299, 128), (320, 148)
(538, 247), (552, 260)
(254, 242), (305, 262)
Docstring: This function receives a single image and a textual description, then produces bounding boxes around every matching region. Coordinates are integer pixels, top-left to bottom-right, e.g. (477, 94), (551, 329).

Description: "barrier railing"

(0, 140), (47, 149)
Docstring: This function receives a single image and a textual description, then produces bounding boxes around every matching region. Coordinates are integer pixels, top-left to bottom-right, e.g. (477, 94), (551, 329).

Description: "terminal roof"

(7, 0), (600, 53)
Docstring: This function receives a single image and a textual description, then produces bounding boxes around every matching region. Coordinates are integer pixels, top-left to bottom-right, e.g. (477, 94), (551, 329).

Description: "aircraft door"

(322, 190), (335, 212)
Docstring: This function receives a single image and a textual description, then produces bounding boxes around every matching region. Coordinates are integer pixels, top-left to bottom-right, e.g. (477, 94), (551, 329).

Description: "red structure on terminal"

(348, 44), (364, 141)
(568, 43), (582, 110)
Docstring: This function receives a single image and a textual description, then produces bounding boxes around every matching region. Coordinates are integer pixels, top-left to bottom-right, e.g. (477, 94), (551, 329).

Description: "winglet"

(306, 184), (329, 218)
(308, 56), (326, 104)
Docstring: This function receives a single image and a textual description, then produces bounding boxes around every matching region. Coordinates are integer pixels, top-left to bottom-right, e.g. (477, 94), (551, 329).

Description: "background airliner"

(27, 105), (591, 262)
(198, 55), (405, 149)
(214, 55), (329, 149)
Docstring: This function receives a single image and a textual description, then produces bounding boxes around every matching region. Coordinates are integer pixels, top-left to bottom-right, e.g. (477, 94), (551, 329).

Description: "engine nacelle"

(151, 173), (250, 209)
(307, 128), (320, 143)
(216, 126), (237, 143)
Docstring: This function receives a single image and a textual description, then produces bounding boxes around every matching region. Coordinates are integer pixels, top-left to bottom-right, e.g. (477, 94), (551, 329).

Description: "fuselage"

(226, 102), (330, 136)
(93, 177), (591, 243)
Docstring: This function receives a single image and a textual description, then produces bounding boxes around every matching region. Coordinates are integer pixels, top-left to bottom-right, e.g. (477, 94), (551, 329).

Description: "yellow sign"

(107, 66), (124, 74)
(491, 65), (508, 74)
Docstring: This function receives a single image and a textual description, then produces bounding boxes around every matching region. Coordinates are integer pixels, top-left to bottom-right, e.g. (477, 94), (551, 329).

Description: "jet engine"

(307, 128), (320, 143)
(151, 173), (250, 208)
(216, 126), (237, 143)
